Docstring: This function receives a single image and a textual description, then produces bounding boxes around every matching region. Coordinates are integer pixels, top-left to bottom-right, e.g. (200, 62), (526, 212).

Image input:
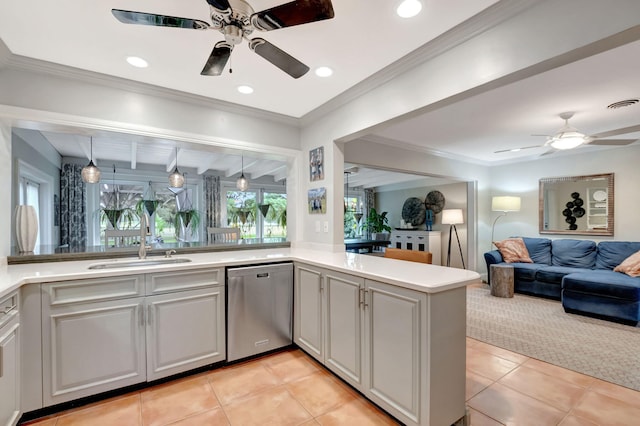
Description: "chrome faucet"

(138, 212), (152, 260)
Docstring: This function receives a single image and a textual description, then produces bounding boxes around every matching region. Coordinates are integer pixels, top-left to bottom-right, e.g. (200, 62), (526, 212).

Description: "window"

(19, 176), (41, 248)
(344, 193), (364, 239)
(225, 185), (286, 239)
(93, 176), (196, 245)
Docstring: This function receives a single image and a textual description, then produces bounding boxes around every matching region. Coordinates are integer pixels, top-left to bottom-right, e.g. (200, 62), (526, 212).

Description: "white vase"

(15, 205), (38, 252)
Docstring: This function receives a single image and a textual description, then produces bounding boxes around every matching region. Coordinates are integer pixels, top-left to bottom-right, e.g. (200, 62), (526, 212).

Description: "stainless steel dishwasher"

(226, 262), (293, 362)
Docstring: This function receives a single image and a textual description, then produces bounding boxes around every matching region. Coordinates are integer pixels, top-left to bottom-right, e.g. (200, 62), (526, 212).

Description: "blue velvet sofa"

(484, 238), (640, 326)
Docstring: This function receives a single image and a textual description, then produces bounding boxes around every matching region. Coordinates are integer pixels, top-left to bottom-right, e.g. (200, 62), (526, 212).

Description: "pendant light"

(168, 146), (185, 188)
(81, 136), (101, 183)
(236, 154), (249, 191)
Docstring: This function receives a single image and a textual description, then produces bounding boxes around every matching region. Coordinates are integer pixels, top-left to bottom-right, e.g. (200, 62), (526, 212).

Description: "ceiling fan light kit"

(112, 0), (335, 79)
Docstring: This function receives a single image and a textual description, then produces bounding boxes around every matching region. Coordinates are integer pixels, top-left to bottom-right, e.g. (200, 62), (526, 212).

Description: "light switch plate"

(323, 221), (329, 233)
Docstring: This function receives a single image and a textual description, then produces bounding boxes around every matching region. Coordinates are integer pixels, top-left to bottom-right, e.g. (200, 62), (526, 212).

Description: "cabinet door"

(42, 297), (146, 406)
(294, 264), (324, 361)
(146, 287), (225, 381)
(324, 271), (364, 386)
(363, 280), (425, 425)
(0, 316), (20, 426)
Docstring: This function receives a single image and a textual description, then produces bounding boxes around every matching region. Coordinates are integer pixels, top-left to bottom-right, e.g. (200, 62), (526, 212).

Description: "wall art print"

(309, 146), (324, 181)
(308, 187), (327, 214)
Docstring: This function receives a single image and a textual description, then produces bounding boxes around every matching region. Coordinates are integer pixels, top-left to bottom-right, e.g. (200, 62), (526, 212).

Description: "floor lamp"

(491, 196), (521, 248)
(442, 209), (465, 269)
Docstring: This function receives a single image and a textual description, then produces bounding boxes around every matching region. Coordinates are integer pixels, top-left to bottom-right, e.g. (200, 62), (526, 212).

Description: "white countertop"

(0, 248), (480, 299)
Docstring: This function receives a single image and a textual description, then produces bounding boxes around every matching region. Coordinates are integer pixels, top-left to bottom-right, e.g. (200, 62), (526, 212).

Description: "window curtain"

(60, 163), (87, 249)
(204, 175), (221, 228)
(363, 188), (375, 239)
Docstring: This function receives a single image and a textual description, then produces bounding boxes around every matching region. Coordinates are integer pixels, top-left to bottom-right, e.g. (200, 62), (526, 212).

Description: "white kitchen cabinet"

(41, 268), (225, 406)
(41, 276), (147, 406)
(146, 286), (225, 381)
(363, 279), (425, 424)
(293, 262), (465, 426)
(0, 291), (20, 426)
(324, 270), (364, 386)
(293, 264), (324, 361)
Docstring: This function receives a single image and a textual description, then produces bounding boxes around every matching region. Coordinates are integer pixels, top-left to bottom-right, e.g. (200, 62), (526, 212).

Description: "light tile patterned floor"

(23, 341), (640, 425)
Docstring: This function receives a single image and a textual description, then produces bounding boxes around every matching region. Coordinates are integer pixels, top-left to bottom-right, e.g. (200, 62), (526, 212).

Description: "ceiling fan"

(112, 0), (335, 79)
(495, 112), (640, 155)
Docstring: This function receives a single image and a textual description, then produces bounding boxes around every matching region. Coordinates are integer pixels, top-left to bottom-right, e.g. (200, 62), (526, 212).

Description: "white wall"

(376, 181), (469, 269)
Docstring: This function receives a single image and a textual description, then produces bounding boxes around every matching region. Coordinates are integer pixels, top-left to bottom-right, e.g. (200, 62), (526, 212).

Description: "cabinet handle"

(139, 305), (145, 327)
(359, 287), (364, 308)
(147, 305), (153, 326)
(363, 289), (369, 308)
(320, 276), (324, 293)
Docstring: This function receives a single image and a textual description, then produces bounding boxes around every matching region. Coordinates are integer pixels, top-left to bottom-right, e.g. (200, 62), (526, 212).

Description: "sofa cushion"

(493, 238), (533, 263)
(562, 270), (640, 301)
(536, 266), (593, 285)
(614, 250), (640, 277)
(523, 237), (552, 265)
(512, 263), (547, 282)
(596, 241), (640, 270)
(551, 239), (596, 268)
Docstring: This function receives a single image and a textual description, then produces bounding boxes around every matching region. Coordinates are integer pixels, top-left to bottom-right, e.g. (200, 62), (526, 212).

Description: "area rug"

(466, 285), (640, 391)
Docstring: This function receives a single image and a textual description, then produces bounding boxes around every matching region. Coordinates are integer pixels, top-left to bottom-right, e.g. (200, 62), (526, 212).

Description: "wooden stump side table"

(490, 264), (514, 298)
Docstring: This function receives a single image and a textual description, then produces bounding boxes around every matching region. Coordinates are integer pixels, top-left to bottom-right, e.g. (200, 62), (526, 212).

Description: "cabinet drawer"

(146, 268), (223, 295)
(0, 292), (18, 329)
(44, 276), (144, 306)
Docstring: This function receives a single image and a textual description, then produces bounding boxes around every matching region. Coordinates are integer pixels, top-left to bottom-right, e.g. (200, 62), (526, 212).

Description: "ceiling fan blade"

(494, 145), (542, 154)
(587, 138), (637, 146)
(251, 0), (335, 31)
(249, 38), (309, 78)
(201, 42), (233, 76)
(590, 124), (640, 139)
(205, 0), (231, 12)
(112, 9), (210, 30)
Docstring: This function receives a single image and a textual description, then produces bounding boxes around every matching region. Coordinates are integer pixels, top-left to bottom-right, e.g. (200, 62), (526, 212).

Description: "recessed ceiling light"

(126, 56), (148, 68)
(315, 66), (333, 77)
(396, 0), (422, 18)
(237, 85), (254, 94)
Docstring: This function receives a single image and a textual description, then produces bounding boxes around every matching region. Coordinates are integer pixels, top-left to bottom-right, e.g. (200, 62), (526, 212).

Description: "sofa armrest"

(484, 250), (504, 283)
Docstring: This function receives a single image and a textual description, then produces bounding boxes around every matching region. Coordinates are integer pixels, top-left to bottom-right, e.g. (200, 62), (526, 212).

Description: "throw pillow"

(494, 238), (533, 263)
(614, 250), (640, 277)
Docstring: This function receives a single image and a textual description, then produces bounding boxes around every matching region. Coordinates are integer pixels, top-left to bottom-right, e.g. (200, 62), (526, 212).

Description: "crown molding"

(4, 53), (300, 128)
(300, 0), (539, 126)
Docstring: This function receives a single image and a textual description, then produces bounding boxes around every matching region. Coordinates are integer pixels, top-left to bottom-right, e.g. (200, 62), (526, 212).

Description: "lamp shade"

(492, 196), (521, 212)
(81, 160), (101, 183)
(441, 209), (464, 225)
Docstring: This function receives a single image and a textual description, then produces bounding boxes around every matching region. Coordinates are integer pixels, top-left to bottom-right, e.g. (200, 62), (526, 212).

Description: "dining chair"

(207, 227), (241, 244)
(384, 247), (432, 264)
(104, 229), (141, 248)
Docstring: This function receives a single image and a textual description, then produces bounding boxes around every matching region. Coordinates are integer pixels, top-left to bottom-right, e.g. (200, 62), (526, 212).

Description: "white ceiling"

(2, 1), (639, 185)
(0, 0), (498, 118)
(371, 37), (640, 165)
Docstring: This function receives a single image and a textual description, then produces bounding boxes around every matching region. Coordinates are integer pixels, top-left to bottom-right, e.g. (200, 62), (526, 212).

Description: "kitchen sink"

(88, 257), (192, 270)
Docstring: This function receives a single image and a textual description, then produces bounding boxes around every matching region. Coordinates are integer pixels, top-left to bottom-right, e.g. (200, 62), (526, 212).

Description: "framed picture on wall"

(308, 187), (327, 214)
(309, 146), (324, 181)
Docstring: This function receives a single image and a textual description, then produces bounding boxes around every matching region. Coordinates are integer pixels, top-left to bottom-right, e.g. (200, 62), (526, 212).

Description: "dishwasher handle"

(256, 272), (270, 278)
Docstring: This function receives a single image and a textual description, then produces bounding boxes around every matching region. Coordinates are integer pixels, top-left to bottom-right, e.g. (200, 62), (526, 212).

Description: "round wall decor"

(402, 197), (426, 226)
(425, 190), (445, 214)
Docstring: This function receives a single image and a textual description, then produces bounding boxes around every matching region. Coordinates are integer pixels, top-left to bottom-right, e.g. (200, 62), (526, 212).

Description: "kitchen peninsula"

(0, 248), (479, 426)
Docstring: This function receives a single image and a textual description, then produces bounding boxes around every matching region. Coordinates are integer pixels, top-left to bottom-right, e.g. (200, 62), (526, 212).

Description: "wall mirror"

(539, 173), (614, 236)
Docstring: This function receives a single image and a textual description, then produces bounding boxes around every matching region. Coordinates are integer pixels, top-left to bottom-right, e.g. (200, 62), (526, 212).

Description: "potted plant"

(174, 209), (200, 237)
(363, 207), (392, 240)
